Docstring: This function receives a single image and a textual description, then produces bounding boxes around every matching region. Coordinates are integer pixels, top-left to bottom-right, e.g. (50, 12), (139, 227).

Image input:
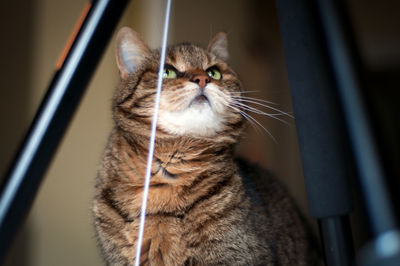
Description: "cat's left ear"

(207, 32), (229, 61)
(116, 27), (151, 79)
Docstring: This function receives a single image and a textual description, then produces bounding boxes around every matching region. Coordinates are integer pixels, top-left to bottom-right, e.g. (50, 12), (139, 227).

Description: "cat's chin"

(158, 106), (225, 137)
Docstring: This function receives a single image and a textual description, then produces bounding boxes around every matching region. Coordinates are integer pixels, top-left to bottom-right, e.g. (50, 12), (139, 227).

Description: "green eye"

(207, 68), (222, 80)
(163, 68), (177, 79)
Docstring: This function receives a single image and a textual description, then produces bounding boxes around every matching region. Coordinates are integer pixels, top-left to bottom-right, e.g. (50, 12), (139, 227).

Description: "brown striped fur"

(92, 27), (322, 265)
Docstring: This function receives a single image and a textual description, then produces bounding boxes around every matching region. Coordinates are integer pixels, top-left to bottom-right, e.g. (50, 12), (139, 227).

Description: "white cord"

(134, 0), (172, 265)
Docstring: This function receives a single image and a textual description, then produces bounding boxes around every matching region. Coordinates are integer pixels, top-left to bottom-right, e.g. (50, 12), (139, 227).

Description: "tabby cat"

(92, 27), (321, 265)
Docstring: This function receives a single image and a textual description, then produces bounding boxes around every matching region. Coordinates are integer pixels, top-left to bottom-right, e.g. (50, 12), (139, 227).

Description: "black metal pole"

(0, 0), (129, 262)
(274, 0), (354, 265)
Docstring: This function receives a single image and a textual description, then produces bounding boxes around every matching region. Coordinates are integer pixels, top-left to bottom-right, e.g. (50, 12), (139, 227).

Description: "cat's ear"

(207, 32), (229, 61)
(116, 27), (151, 79)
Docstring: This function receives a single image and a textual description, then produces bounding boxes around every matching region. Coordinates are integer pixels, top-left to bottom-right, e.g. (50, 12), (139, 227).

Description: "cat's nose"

(190, 74), (210, 88)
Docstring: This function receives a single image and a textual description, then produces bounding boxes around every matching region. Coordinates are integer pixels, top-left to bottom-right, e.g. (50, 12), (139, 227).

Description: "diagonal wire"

(134, 0), (172, 265)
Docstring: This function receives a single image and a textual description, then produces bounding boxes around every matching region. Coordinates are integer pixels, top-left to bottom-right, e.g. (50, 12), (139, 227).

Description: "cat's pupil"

(163, 69), (169, 79)
(163, 68), (177, 79)
(207, 68), (221, 80)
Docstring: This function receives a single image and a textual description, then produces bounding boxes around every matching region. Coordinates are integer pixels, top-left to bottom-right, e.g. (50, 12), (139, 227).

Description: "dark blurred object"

(276, 0), (400, 265)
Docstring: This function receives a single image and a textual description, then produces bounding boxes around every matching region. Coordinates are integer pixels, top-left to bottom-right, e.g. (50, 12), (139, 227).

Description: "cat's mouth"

(189, 93), (210, 107)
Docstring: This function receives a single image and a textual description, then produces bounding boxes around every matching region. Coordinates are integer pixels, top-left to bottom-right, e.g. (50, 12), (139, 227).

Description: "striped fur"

(93, 27), (322, 265)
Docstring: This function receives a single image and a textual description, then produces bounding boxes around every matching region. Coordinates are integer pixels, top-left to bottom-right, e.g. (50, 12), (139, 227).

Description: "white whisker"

(237, 107), (277, 143)
(217, 96), (260, 133)
(225, 104), (261, 133)
(231, 95), (279, 106)
(219, 97), (277, 142)
(231, 102), (290, 125)
(229, 90), (260, 94)
(233, 98), (294, 118)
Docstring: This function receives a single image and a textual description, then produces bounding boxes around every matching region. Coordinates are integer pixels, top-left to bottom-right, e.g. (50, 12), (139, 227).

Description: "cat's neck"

(117, 129), (236, 166)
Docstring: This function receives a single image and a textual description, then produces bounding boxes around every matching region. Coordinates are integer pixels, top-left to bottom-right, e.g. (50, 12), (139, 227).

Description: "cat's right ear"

(207, 32), (229, 61)
(116, 27), (151, 79)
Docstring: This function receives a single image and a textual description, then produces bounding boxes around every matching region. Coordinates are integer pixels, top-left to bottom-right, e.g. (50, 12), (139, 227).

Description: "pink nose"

(190, 74), (210, 88)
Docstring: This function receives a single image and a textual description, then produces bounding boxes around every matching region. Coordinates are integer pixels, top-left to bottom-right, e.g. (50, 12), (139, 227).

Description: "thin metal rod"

(134, 0), (172, 265)
(0, 0), (129, 262)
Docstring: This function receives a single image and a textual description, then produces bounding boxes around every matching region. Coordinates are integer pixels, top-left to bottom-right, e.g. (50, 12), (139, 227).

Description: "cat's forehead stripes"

(167, 44), (212, 72)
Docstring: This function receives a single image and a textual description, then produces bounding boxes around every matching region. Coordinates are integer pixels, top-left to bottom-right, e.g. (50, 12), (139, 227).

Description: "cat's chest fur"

(94, 132), (320, 265)
(95, 132), (271, 265)
(119, 181), (262, 266)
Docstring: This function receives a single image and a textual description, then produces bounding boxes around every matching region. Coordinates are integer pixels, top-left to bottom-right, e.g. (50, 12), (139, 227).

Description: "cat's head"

(113, 27), (244, 141)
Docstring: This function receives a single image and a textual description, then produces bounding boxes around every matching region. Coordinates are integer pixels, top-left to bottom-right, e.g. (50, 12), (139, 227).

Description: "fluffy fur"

(92, 27), (322, 265)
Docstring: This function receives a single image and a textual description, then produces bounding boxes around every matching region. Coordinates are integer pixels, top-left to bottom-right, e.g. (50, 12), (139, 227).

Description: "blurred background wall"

(0, 0), (399, 265)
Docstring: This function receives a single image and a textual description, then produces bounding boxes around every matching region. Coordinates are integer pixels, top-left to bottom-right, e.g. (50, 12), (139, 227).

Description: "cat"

(92, 26), (322, 265)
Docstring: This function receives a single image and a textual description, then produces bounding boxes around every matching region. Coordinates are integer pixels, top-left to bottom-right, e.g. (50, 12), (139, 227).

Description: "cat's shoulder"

(236, 158), (285, 192)
(235, 158), (294, 208)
